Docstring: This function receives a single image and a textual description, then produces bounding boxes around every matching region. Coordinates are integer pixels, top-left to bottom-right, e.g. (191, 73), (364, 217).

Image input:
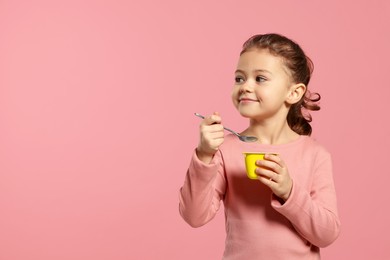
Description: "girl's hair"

(241, 33), (321, 136)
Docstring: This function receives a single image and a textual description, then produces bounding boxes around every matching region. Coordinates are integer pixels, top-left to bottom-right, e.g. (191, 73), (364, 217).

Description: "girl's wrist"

(195, 147), (215, 164)
(281, 181), (293, 201)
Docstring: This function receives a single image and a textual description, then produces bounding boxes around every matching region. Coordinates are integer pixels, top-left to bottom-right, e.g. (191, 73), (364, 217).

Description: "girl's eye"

(235, 76), (244, 83)
(256, 76), (266, 82)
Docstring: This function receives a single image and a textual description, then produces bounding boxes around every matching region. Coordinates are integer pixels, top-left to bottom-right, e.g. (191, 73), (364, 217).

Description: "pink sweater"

(179, 134), (340, 259)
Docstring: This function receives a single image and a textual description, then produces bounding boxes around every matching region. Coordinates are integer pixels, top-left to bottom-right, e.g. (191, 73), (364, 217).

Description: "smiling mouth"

(239, 98), (258, 102)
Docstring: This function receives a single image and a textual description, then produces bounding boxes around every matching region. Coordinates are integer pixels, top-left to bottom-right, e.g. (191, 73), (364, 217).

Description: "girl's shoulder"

(301, 135), (329, 150)
(300, 135), (332, 160)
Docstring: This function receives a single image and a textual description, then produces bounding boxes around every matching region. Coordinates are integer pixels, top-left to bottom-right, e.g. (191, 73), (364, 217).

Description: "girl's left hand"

(255, 154), (292, 201)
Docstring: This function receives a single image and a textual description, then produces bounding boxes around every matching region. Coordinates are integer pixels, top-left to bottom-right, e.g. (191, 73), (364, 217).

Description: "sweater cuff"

(188, 149), (220, 183)
(270, 180), (307, 218)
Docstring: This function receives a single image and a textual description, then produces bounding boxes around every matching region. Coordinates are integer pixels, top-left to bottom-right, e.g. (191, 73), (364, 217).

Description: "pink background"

(1, 0), (389, 259)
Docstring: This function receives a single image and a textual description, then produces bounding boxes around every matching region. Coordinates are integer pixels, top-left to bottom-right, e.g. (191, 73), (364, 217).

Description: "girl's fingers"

(256, 159), (280, 173)
(264, 153), (285, 168)
(257, 175), (276, 186)
(204, 131), (225, 140)
(208, 124), (224, 132)
(200, 123), (224, 136)
(255, 154), (292, 200)
(255, 168), (278, 182)
(204, 114), (222, 125)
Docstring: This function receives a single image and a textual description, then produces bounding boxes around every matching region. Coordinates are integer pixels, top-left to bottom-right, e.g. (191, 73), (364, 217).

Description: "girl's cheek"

(231, 90), (238, 103)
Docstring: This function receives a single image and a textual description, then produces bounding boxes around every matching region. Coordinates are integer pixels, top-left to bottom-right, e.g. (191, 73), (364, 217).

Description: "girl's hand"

(255, 154), (293, 201)
(196, 112), (224, 164)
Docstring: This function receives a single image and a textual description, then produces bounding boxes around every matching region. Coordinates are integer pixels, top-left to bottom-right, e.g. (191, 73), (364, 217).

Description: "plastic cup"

(243, 152), (277, 180)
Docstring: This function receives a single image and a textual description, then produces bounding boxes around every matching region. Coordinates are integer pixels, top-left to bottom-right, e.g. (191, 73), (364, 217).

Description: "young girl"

(179, 33), (340, 259)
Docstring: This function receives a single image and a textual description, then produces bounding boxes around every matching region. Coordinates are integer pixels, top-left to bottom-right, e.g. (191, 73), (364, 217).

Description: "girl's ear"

(286, 83), (306, 105)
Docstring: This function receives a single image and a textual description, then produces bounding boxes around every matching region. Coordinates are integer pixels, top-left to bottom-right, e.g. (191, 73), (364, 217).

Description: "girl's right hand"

(196, 112), (225, 164)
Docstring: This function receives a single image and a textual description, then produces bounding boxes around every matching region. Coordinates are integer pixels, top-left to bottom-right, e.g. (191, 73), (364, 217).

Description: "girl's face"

(231, 49), (295, 121)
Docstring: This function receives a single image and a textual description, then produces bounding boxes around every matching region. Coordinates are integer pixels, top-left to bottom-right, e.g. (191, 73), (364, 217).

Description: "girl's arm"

(271, 150), (341, 247)
(179, 150), (226, 227)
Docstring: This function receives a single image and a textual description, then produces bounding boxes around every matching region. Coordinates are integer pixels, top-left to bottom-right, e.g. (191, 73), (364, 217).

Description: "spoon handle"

(194, 113), (206, 120)
(194, 113), (240, 136)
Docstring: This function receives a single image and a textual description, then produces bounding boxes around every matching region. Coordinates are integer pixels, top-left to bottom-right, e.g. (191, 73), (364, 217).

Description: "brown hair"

(241, 33), (320, 136)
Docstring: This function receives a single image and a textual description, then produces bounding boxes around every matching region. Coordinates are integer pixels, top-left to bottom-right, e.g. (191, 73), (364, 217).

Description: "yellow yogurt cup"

(243, 152), (278, 180)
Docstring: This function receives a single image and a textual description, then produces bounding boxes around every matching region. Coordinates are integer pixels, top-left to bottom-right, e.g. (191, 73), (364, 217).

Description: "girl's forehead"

(237, 49), (286, 71)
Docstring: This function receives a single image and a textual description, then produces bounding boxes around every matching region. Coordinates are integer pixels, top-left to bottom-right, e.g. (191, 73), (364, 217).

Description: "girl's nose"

(239, 81), (254, 93)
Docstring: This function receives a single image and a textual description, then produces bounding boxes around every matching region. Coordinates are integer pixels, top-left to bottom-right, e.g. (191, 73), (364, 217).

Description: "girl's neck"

(242, 119), (300, 145)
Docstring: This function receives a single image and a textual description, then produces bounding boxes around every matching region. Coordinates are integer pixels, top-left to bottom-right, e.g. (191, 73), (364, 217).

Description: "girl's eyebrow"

(235, 69), (272, 75)
(254, 69), (273, 75)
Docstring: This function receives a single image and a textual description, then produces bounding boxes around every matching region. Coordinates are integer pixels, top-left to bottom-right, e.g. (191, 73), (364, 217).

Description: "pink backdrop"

(1, 0), (389, 259)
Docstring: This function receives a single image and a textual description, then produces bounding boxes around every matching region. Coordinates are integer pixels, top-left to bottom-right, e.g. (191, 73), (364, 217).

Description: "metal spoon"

(194, 113), (258, 142)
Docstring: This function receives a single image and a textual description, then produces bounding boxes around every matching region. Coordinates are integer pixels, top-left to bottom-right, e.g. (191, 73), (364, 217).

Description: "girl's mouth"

(239, 97), (258, 103)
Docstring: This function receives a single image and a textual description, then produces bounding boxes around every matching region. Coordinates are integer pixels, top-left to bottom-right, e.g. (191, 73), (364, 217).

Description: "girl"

(179, 33), (340, 259)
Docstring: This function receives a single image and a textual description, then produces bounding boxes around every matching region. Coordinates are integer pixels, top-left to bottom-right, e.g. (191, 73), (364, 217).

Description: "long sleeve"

(179, 150), (226, 228)
(271, 148), (340, 248)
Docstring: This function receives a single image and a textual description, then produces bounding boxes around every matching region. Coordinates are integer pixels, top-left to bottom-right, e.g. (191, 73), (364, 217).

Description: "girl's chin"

(234, 104), (261, 118)
(237, 109), (266, 120)
(238, 110), (256, 118)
